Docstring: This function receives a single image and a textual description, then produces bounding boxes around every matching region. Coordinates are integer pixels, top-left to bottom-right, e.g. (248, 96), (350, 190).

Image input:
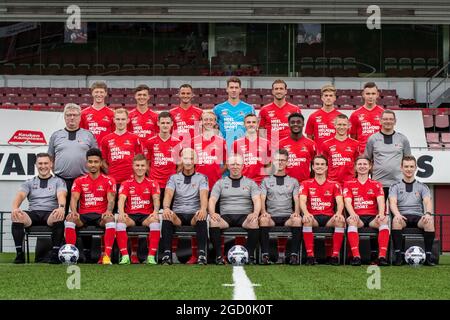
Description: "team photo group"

(10, 77), (437, 267)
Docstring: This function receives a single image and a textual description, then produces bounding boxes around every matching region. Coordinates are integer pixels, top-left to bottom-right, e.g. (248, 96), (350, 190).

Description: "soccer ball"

(58, 244), (79, 264)
(404, 246), (426, 267)
(227, 245), (248, 266)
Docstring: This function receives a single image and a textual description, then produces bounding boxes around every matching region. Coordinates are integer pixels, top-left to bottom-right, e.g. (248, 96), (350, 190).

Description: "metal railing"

(426, 61), (450, 108)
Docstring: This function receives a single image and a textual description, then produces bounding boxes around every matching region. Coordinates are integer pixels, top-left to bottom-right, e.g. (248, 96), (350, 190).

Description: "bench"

(24, 225), (346, 264)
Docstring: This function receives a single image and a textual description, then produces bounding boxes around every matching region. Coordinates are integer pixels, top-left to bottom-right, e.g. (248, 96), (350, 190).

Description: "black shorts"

(79, 213), (103, 227)
(404, 214), (422, 228)
(313, 215), (332, 227)
(178, 213), (195, 226)
(272, 216), (289, 226)
(222, 214), (247, 227)
(128, 214), (150, 226)
(27, 211), (52, 226)
(359, 215), (377, 227)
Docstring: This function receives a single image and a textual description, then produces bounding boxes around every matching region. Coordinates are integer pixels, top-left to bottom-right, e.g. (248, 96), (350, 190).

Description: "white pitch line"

(232, 266), (257, 300)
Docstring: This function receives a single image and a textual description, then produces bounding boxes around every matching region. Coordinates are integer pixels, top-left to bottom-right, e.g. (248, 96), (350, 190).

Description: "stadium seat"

(423, 114), (434, 129)
(441, 132), (450, 144)
(435, 114), (449, 129)
(426, 132), (440, 144)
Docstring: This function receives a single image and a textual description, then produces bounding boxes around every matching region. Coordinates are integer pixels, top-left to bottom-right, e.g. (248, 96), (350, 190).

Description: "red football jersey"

(259, 102), (301, 143)
(170, 105), (203, 142)
(80, 106), (115, 146)
(349, 105), (384, 152)
(305, 108), (343, 149)
(299, 178), (342, 216)
(100, 131), (143, 184)
(193, 134), (227, 190)
(232, 136), (271, 184)
(127, 107), (159, 140)
(319, 137), (360, 183)
(71, 173), (116, 214)
(343, 178), (384, 216)
(279, 136), (316, 183)
(144, 135), (183, 188)
(119, 177), (160, 214)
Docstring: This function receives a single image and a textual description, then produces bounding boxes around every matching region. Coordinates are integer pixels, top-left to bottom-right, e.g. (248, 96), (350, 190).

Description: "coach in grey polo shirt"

(208, 154), (261, 264)
(48, 103), (97, 214)
(161, 148), (209, 265)
(364, 109), (411, 197)
(259, 149), (302, 265)
(389, 155), (435, 266)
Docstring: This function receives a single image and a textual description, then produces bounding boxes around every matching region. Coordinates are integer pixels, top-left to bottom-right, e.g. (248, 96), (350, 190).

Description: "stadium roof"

(1, 1), (450, 24)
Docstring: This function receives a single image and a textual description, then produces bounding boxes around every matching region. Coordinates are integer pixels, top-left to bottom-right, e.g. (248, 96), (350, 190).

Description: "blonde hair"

(321, 84), (336, 95)
(114, 108), (129, 117)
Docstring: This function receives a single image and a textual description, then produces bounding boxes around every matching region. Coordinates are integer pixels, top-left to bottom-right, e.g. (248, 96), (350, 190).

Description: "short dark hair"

(226, 77), (241, 87)
(272, 79), (287, 89)
(86, 148), (103, 160)
(179, 83), (193, 91)
(244, 113), (257, 121)
(90, 81), (107, 92)
(134, 84), (150, 94)
(402, 155), (417, 166)
(312, 154), (328, 166)
(288, 112), (304, 122)
(36, 153), (53, 161)
(274, 149), (289, 159)
(133, 154), (147, 162)
(158, 111), (172, 121)
(363, 82), (378, 90)
(355, 155), (371, 165)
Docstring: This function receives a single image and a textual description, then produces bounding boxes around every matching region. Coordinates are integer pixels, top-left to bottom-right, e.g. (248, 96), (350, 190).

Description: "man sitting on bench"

(389, 155), (436, 266)
(11, 153), (67, 264)
(160, 148), (209, 265)
(208, 154), (261, 265)
(64, 148), (117, 265)
(116, 154), (161, 265)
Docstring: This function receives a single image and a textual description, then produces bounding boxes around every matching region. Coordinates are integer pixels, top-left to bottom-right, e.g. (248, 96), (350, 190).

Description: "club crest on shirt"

(97, 185), (104, 192)
(316, 116), (322, 123)
(143, 188), (150, 194)
(367, 189), (374, 195)
(352, 188), (359, 195)
(330, 146), (337, 152)
(124, 140), (132, 146)
(324, 190), (331, 196)
(222, 110), (228, 116)
(345, 146), (353, 152)
(309, 188), (316, 195)
(358, 114), (365, 121)
(87, 114), (93, 121)
(268, 111), (275, 117)
(102, 116), (111, 122)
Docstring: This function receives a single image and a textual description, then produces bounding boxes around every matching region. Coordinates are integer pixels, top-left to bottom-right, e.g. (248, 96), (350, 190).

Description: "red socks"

(332, 227), (345, 257)
(148, 222), (160, 256)
(116, 222), (128, 256)
(64, 221), (77, 245)
(347, 226), (360, 258)
(103, 222), (116, 257)
(378, 226), (390, 258)
(303, 226), (314, 257)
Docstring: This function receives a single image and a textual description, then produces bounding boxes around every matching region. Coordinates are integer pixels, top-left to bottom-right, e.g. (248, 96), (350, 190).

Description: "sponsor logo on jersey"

(124, 140), (132, 146)
(367, 189), (374, 195)
(324, 190), (332, 196)
(309, 188), (316, 195)
(330, 146), (337, 152)
(345, 146), (353, 152)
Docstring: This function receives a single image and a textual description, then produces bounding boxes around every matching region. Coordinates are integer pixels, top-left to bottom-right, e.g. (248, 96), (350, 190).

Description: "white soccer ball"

(58, 244), (79, 264)
(227, 245), (248, 266)
(404, 246), (426, 267)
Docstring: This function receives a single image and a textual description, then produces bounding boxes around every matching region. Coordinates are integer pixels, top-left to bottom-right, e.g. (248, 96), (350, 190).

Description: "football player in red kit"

(349, 82), (384, 152)
(170, 84), (203, 144)
(343, 156), (389, 266)
(258, 79), (301, 145)
(232, 114), (271, 184)
(101, 108), (143, 188)
(116, 154), (161, 265)
(80, 81), (115, 146)
(127, 84), (159, 140)
(64, 148), (117, 265)
(279, 113), (316, 183)
(305, 84), (343, 150)
(319, 114), (360, 184)
(144, 111), (184, 204)
(299, 155), (345, 265)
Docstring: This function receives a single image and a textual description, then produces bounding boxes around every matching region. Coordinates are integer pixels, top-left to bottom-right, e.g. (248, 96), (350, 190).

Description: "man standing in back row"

(364, 110), (411, 198)
(213, 77), (255, 148)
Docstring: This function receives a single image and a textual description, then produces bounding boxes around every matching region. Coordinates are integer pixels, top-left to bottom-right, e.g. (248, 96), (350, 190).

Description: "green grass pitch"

(1, 253), (449, 300)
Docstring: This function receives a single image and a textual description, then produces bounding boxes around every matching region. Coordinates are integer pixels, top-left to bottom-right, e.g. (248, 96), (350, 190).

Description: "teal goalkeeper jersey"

(213, 100), (255, 148)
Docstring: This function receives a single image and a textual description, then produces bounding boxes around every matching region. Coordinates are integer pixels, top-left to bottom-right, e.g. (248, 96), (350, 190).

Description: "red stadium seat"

(435, 114), (449, 129)
(246, 94), (262, 106)
(423, 114), (434, 129)
(426, 132), (440, 144)
(441, 133), (450, 144)
(291, 95), (306, 106)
